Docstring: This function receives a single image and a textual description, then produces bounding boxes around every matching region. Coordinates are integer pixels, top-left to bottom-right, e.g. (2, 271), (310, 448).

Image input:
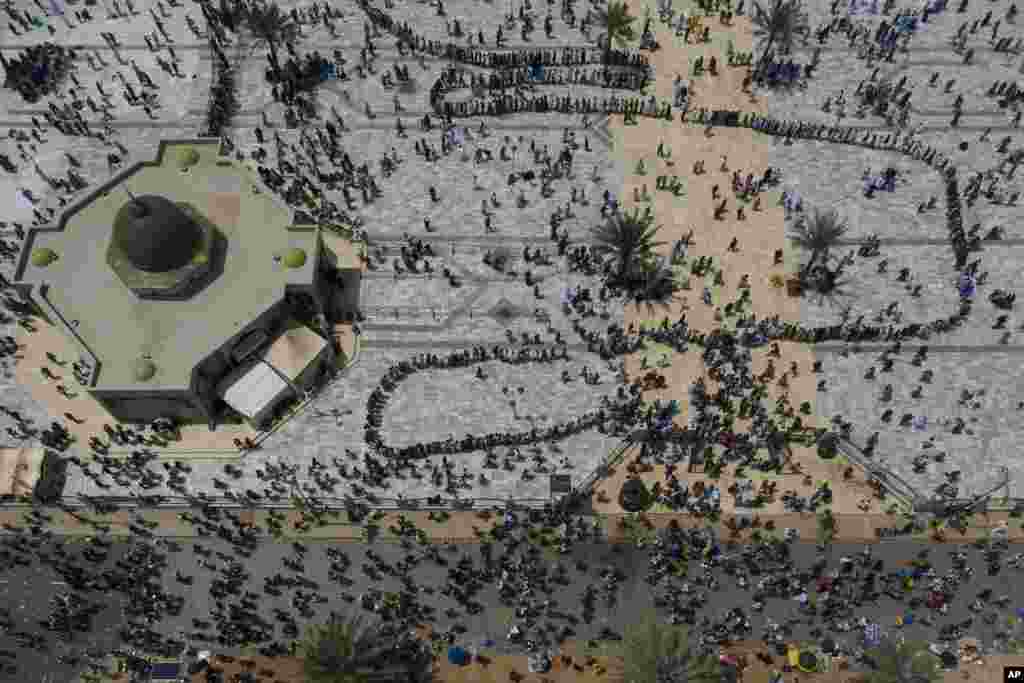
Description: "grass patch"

(883, 498), (914, 517)
(734, 467), (787, 482)
(490, 605), (515, 629)
(577, 638), (628, 660)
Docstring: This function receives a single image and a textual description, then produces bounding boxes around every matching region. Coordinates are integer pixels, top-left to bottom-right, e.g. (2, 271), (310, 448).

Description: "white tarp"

(216, 322), (326, 422)
(217, 360), (289, 421)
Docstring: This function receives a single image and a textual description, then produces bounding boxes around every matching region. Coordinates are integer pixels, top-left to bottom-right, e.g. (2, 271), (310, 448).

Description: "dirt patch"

(604, 0), (878, 523)
(715, 641), (1024, 683)
(205, 192), (242, 227)
(183, 646), (1024, 683)
(13, 317), (261, 456)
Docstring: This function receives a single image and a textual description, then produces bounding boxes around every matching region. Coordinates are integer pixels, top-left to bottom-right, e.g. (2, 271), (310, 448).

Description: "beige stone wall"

(0, 447), (44, 498)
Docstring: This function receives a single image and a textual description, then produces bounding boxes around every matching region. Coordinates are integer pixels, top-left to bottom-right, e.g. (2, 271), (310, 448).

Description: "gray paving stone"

(814, 349), (1024, 499)
(15, 0), (1024, 511)
(797, 244), (961, 330)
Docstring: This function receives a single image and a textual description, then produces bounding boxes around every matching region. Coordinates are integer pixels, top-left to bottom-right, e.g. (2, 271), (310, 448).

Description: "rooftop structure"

(12, 139), (361, 429)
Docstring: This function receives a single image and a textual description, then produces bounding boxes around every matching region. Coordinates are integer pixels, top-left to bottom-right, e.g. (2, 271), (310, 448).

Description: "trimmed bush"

(282, 247), (307, 268)
(177, 147), (200, 169)
(30, 247), (57, 267)
(797, 650), (819, 673)
(34, 449), (68, 504)
(817, 431), (839, 459)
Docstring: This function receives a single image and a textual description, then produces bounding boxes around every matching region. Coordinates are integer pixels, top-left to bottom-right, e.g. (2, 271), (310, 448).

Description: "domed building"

(107, 194), (216, 300)
(12, 139), (363, 430)
(112, 194), (203, 273)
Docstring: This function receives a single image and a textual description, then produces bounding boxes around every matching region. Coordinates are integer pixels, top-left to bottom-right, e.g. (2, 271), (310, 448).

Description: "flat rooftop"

(17, 140), (319, 389)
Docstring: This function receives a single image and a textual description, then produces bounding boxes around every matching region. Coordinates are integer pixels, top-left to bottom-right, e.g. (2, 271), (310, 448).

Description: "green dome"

(133, 358), (157, 382)
(30, 247), (57, 267)
(282, 248), (307, 268)
(177, 148), (200, 169)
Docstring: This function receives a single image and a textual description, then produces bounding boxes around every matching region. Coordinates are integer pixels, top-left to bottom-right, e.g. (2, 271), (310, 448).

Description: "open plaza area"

(2, 0), (1024, 507)
(5, 0), (1024, 680)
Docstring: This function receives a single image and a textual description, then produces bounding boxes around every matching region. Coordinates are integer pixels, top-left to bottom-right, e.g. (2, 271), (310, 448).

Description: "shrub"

(817, 431), (839, 459)
(30, 247), (58, 267)
(282, 248), (307, 268)
(177, 147), (200, 169)
(34, 449), (68, 504)
(619, 477), (652, 512)
(205, 40), (239, 137)
(490, 246), (512, 272)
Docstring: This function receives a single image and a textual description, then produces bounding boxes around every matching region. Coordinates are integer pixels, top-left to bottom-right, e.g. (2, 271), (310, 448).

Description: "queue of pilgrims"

(5, 419), (1024, 680)
(2, 0), (1024, 675)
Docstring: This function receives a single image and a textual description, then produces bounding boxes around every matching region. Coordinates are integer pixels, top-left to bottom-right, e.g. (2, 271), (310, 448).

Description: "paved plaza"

(10, 2), (1024, 683)
(2, 0), (1024, 510)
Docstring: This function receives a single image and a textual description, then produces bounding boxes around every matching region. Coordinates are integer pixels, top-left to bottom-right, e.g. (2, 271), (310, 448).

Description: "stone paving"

(770, 137), (948, 241)
(734, 1), (1024, 500)
(62, 343), (623, 502)
(796, 243), (964, 329)
(6, 0), (1024, 507)
(813, 348), (1024, 500)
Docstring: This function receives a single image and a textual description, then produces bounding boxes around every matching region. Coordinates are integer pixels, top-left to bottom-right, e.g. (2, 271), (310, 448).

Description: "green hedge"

(34, 449), (68, 504)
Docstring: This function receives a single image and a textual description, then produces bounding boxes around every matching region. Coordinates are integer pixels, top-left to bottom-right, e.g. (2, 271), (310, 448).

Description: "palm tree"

(591, 208), (666, 287)
(300, 617), (368, 683)
(805, 257), (855, 307)
(630, 260), (681, 315)
(300, 613), (431, 683)
(245, 0), (299, 71)
(788, 208), (849, 280)
(595, 1), (638, 52)
(622, 613), (721, 683)
(750, 0), (810, 76)
(863, 638), (942, 683)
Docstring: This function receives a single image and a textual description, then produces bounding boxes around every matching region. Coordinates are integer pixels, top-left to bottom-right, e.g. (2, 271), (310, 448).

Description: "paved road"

(3, 530), (1024, 682)
(0, 539), (131, 683)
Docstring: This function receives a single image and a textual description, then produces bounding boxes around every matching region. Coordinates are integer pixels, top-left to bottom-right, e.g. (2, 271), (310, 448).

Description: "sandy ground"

(172, 642), (1023, 683)
(590, 439), (885, 518)
(596, 0), (873, 520)
(180, 648), (622, 683)
(6, 503), (1024, 545)
(10, 303), (360, 461)
(713, 641), (1024, 683)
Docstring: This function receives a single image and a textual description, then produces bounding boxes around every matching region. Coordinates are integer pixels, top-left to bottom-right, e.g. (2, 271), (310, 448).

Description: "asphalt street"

(3, 531), (1024, 682)
(0, 539), (130, 683)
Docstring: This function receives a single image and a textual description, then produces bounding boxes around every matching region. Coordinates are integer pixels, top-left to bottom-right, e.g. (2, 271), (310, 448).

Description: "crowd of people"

(0, 42), (75, 103)
(1, 0), (1023, 678)
(363, 346), (632, 467)
(3, 445), (1024, 681)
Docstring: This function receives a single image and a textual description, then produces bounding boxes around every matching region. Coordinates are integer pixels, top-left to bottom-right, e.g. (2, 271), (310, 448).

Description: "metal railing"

(358, 305), (454, 320)
(836, 436), (920, 512)
(571, 430), (638, 500)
